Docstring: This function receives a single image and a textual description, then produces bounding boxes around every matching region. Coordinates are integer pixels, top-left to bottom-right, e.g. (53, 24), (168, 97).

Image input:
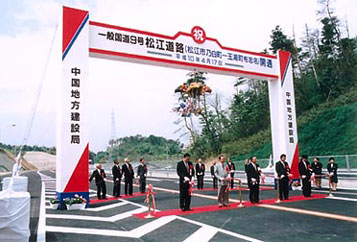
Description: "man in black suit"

(246, 157), (261, 203)
(210, 161), (217, 189)
(112, 158), (122, 197)
(137, 158), (147, 193)
(89, 164), (107, 199)
(275, 154), (292, 200)
(298, 155), (312, 197)
(122, 157), (134, 196)
(177, 153), (195, 211)
(195, 158), (205, 189)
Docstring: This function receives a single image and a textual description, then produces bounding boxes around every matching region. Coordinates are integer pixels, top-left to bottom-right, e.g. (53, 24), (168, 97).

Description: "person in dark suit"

(112, 158), (122, 197)
(122, 157), (134, 196)
(195, 158), (205, 189)
(246, 157), (261, 203)
(89, 164), (107, 199)
(327, 157), (338, 191)
(311, 157), (323, 189)
(137, 158), (147, 193)
(298, 155), (312, 197)
(210, 161), (217, 189)
(227, 157), (236, 189)
(177, 153), (195, 211)
(275, 154), (292, 200)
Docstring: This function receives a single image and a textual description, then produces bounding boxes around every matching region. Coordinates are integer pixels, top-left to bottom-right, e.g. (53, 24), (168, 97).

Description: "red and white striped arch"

(57, 6), (299, 205)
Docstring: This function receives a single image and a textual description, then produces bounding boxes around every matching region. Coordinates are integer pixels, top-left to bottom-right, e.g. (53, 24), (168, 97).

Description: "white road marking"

(37, 181), (46, 242)
(86, 201), (128, 212)
(182, 225), (218, 242)
(313, 190), (357, 196)
(326, 196), (357, 202)
(45, 226), (138, 238)
(177, 216), (263, 242)
(258, 204), (357, 223)
(46, 207), (147, 222)
(130, 216), (177, 237)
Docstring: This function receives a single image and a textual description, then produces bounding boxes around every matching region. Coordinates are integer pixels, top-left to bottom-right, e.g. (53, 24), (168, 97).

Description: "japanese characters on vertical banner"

(89, 24), (278, 78)
(285, 91), (295, 144)
(70, 67), (81, 145)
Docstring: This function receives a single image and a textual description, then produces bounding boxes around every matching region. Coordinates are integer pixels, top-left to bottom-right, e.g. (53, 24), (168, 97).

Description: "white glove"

(302, 175), (306, 179)
(116, 178), (119, 181)
(280, 175), (285, 179)
(329, 172), (333, 176)
(184, 177), (190, 182)
(251, 178), (256, 182)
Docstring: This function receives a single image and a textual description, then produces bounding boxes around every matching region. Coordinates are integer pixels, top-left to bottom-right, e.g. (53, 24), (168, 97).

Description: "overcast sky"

(0, 0), (356, 152)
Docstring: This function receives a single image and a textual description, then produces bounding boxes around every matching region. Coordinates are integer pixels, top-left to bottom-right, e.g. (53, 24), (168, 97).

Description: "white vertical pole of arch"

(268, 50), (299, 178)
(56, 6), (90, 209)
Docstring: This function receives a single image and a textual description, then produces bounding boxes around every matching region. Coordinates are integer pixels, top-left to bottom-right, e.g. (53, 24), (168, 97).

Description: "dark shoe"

(185, 208), (193, 211)
(223, 204), (228, 207)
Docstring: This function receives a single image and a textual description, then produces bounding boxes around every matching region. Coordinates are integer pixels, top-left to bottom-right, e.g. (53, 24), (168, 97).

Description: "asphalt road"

(2, 170), (357, 241)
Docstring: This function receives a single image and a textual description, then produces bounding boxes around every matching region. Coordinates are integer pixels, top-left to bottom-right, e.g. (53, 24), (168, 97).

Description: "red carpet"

(133, 194), (327, 219)
(90, 192), (152, 204)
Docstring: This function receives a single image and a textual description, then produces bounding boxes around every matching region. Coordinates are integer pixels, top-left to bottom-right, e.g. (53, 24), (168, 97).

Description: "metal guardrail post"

(346, 155), (350, 172)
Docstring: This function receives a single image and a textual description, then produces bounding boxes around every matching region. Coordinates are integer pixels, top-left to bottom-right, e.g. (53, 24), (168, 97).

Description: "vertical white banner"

(57, 7), (89, 207)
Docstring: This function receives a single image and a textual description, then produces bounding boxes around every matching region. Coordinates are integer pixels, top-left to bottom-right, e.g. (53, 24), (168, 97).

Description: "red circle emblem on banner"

(191, 26), (206, 44)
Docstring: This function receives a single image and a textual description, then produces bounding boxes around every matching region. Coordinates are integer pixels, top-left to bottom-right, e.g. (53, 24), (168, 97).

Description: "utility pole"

(108, 110), (117, 161)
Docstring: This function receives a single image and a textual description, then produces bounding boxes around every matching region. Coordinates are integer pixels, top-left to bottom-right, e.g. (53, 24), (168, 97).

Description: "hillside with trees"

(94, 135), (183, 163)
(176, 0), (357, 159)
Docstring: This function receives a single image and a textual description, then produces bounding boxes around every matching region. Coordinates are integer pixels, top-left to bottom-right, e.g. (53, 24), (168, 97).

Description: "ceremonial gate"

(57, 6), (299, 207)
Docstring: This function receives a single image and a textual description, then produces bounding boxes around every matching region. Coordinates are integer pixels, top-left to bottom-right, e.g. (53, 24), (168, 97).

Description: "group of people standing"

(310, 157), (338, 190)
(89, 158), (148, 200)
(276, 154), (339, 201)
(177, 153), (261, 210)
(177, 153), (339, 211)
